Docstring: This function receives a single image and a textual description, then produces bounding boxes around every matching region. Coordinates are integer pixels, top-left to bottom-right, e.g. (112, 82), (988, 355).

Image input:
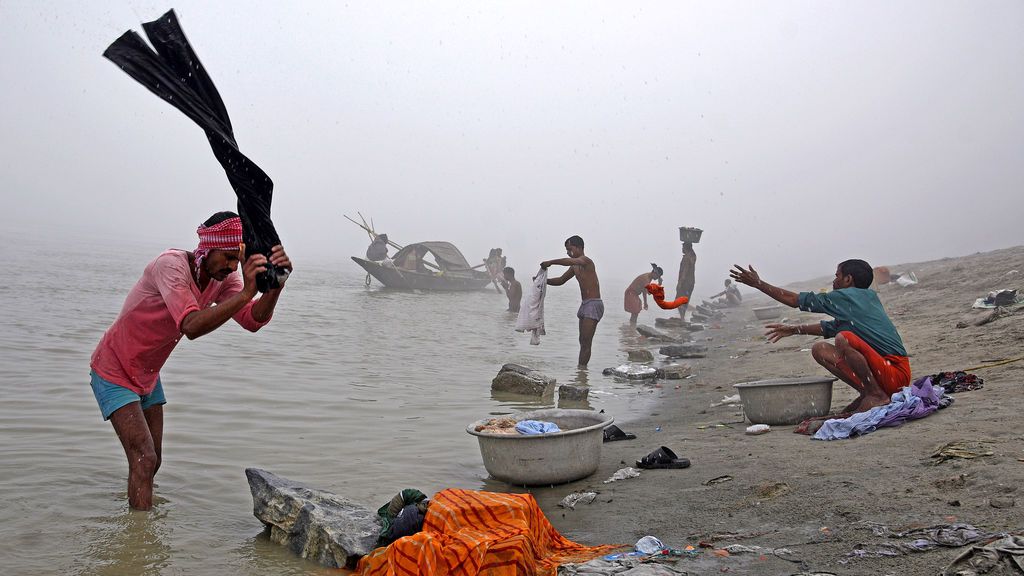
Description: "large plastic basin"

(466, 409), (613, 486)
(734, 377), (837, 425)
(752, 305), (784, 320)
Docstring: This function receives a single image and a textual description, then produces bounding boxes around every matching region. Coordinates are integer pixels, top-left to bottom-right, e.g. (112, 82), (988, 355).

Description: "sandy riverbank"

(529, 246), (1024, 575)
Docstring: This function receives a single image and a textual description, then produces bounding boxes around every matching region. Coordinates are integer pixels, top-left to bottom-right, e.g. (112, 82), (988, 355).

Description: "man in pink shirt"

(90, 212), (292, 510)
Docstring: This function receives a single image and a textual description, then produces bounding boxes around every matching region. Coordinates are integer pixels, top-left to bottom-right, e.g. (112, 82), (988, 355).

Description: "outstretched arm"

(729, 265), (799, 307)
(546, 267), (575, 286)
(542, 257), (587, 268)
(764, 322), (824, 343)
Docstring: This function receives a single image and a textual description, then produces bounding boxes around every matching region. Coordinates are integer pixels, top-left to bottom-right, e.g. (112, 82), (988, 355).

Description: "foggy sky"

(2, 1), (1022, 296)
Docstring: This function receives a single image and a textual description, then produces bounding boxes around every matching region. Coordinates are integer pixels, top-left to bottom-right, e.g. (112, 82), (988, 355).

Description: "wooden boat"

(352, 241), (494, 291)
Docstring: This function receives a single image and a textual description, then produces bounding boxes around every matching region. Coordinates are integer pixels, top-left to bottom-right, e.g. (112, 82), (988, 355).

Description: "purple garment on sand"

(875, 376), (943, 427)
(814, 377), (943, 440)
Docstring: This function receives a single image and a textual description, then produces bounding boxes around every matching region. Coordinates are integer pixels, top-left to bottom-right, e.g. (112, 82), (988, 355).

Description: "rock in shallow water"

(626, 349), (654, 362)
(245, 468), (381, 569)
(558, 383), (589, 401)
(491, 363), (556, 396)
(603, 363), (659, 379)
(659, 363), (692, 379)
(659, 344), (707, 358)
(635, 325), (681, 343)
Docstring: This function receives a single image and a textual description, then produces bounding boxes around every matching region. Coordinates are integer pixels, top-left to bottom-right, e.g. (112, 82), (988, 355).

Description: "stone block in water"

(491, 364), (556, 396)
(626, 349), (654, 362)
(654, 317), (684, 329)
(558, 383), (589, 401)
(659, 363), (692, 379)
(245, 468), (381, 569)
(659, 344), (707, 358)
(635, 325), (680, 343)
(603, 364), (659, 380)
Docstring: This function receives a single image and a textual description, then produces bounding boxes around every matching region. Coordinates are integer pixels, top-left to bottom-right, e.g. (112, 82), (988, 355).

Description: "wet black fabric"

(103, 10), (285, 291)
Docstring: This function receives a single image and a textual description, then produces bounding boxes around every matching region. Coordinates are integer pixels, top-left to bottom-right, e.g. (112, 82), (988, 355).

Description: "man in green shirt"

(730, 259), (911, 414)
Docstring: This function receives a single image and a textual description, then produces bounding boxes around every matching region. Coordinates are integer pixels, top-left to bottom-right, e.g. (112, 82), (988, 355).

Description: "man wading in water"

(89, 212), (292, 510)
(541, 235), (603, 369)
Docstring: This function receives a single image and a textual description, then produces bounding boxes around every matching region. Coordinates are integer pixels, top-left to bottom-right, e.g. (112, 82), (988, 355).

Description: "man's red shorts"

(834, 330), (911, 396)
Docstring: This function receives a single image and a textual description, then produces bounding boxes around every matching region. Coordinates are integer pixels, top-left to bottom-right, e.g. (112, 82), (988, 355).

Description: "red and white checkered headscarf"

(194, 216), (243, 273)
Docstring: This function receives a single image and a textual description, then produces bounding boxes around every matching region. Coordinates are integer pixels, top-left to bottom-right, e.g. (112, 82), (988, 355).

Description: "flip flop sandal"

(602, 424), (637, 443)
(636, 446), (691, 469)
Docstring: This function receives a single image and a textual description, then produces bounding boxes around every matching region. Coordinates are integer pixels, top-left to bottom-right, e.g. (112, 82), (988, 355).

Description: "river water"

(0, 235), (663, 575)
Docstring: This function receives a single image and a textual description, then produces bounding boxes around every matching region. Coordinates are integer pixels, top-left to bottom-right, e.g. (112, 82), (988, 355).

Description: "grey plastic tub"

(679, 227), (703, 243)
(734, 377), (837, 425)
(466, 409), (613, 486)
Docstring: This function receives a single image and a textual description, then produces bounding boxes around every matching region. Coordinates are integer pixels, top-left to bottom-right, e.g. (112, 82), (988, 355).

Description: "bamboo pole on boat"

(344, 214), (404, 251)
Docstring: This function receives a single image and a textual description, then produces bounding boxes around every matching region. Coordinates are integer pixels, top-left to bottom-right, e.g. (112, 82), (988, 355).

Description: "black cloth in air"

(103, 10), (285, 292)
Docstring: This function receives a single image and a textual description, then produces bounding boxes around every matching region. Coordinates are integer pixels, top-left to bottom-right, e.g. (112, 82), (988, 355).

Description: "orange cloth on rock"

(356, 489), (615, 576)
(645, 283), (689, 310)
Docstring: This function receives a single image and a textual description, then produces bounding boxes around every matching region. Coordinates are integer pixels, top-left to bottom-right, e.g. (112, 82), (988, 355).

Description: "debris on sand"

(603, 467), (642, 484)
(754, 481), (791, 500)
(559, 491), (598, 510)
(930, 441), (995, 465)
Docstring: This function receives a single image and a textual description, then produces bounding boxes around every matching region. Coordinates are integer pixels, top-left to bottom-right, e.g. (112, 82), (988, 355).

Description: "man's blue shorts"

(89, 371), (166, 421)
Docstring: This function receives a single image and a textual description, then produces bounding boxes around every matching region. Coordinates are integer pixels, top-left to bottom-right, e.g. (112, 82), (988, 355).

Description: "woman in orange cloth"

(624, 264), (663, 326)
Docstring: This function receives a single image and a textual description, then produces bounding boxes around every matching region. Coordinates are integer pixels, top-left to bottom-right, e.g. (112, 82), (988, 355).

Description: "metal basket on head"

(679, 227), (703, 243)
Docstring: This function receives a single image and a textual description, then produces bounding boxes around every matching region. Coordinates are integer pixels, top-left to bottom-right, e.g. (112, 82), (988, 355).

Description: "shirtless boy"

(541, 235), (603, 369)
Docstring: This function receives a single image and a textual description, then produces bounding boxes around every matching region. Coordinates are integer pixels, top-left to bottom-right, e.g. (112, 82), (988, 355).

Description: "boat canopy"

(391, 242), (474, 271)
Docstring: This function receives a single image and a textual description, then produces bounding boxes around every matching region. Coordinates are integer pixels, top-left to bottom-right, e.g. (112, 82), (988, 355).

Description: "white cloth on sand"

(515, 268), (547, 345)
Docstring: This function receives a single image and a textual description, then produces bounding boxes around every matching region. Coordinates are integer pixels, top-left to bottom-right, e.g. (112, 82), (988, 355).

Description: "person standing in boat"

(541, 235), (603, 369)
(366, 233), (389, 261)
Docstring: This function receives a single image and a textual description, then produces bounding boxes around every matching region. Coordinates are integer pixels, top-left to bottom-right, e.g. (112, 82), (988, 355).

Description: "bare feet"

(855, 393), (891, 413)
(841, 395), (865, 414)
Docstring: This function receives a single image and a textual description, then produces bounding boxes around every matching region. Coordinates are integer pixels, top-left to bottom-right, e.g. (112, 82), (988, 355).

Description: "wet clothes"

(833, 331), (912, 396)
(103, 10), (285, 292)
(798, 287), (908, 357)
(645, 283), (689, 310)
(516, 269), (547, 344)
(90, 250), (268, 395)
(623, 288), (643, 314)
(89, 370), (166, 421)
(577, 299), (605, 322)
(377, 489), (428, 547)
(515, 420), (561, 435)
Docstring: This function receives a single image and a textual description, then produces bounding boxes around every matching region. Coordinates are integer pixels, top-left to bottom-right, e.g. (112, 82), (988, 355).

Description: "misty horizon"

(3, 1), (1021, 297)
